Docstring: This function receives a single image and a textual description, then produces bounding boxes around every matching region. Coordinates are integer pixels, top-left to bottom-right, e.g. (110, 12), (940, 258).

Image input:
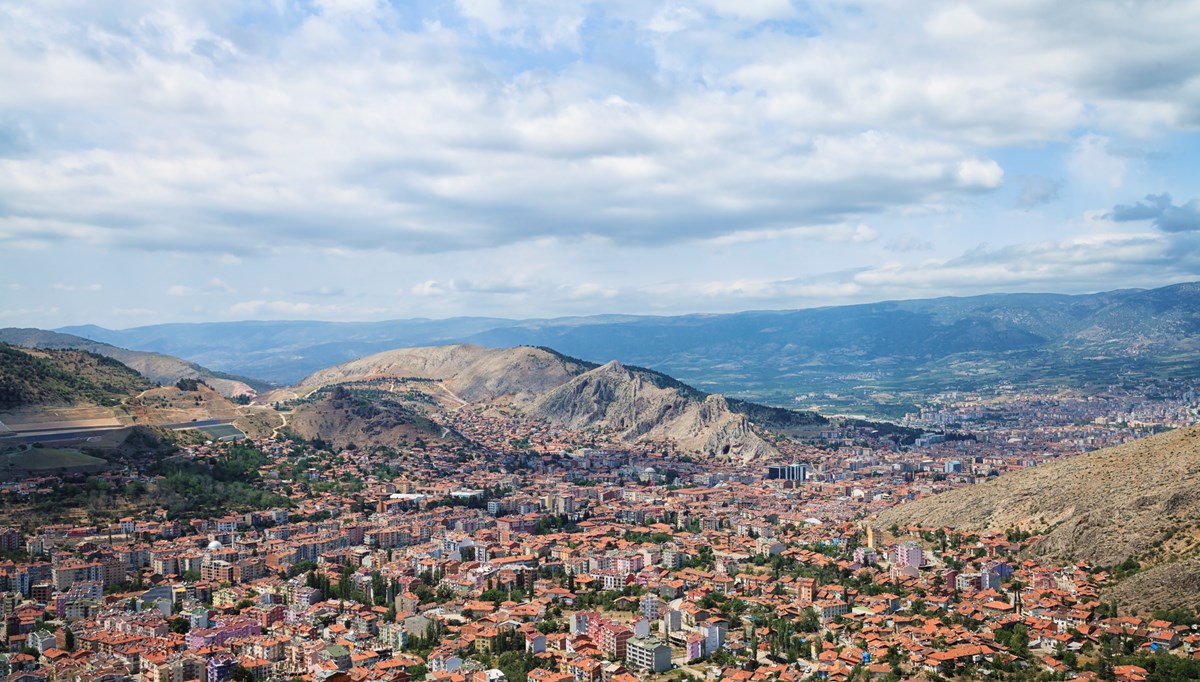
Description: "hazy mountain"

(55, 282), (1200, 407)
(0, 328), (262, 398)
(286, 344), (821, 460)
(875, 425), (1200, 613)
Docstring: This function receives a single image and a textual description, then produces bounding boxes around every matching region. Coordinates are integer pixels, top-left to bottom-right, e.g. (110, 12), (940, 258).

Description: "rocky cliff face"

(528, 361), (780, 461)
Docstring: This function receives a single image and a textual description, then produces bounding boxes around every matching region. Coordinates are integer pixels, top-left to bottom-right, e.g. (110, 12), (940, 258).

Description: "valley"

(1, 290), (1199, 682)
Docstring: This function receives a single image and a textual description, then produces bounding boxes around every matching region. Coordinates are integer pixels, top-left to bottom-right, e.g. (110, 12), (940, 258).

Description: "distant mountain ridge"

(55, 282), (1200, 406)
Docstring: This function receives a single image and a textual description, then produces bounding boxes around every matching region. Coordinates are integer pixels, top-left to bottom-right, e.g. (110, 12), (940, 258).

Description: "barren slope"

(876, 426), (1200, 610)
(286, 386), (464, 450)
(528, 361), (779, 461)
(294, 344), (810, 462)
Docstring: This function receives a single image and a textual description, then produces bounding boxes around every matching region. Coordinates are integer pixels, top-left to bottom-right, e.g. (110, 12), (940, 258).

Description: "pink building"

(186, 618), (261, 650)
(891, 542), (924, 568)
(686, 635), (703, 661)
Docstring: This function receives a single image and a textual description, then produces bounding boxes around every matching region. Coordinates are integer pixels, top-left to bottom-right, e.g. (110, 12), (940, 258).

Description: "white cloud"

(52, 282), (102, 291)
(1068, 134), (1128, 189)
(1, 1), (1199, 327)
(410, 280), (447, 297)
(707, 223), (878, 246)
(166, 279), (235, 296)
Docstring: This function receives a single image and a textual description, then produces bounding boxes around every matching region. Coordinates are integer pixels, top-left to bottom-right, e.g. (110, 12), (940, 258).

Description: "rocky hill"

(528, 361), (778, 461)
(298, 344), (592, 403)
(285, 385), (465, 451)
(290, 344), (818, 460)
(875, 425), (1200, 612)
(0, 344), (153, 410)
(0, 328), (259, 398)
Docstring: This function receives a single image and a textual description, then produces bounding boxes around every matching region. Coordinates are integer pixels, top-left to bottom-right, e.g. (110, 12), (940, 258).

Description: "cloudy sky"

(3, 0), (1200, 328)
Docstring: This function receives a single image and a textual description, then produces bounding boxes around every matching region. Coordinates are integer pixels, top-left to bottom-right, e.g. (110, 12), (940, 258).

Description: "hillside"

(528, 360), (779, 461)
(297, 344), (593, 403)
(57, 282), (1200, 412)
(0, 328), (260, 398)
(285, 385), (465, 451)
(875, 425), (1200, 612)
(0, 344), (153, 410)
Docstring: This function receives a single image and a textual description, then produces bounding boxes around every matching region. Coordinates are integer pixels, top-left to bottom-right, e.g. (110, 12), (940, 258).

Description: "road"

(437, 382), (469, 411)
(271, 411), (291, 439)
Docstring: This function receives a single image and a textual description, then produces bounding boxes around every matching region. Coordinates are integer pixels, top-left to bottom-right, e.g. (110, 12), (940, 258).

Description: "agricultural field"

(0, 446), (107, 474)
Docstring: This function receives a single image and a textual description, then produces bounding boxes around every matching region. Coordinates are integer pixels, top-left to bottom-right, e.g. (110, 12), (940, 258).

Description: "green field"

(1, 447), (108, 472)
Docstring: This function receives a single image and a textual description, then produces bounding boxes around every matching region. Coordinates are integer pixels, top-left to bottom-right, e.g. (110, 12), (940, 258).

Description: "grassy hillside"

(0, 344), (153, 410)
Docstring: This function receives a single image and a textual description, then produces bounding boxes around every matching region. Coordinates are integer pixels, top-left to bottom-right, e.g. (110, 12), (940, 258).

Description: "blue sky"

(2, 0), (1199, 327)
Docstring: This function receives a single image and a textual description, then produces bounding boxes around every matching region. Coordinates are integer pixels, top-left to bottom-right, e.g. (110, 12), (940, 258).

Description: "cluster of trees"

(623, 530), (674, 544)
(142, 445), (293, 518)
(572, 584), (645, 611)
(0, 344), (151, 409)
(533, 514), (585, 535)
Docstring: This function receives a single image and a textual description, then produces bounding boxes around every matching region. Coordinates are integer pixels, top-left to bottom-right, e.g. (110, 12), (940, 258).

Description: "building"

(766, 464), (809, 482)
(891, 542), (924, 569)
(206, 657), (236, 682)
(599, 622), (632, 660)
(625, 637), (671, 673)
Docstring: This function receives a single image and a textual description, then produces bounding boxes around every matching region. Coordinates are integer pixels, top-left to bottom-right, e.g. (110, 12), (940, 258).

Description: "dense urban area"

(3, 384), (1200, 682)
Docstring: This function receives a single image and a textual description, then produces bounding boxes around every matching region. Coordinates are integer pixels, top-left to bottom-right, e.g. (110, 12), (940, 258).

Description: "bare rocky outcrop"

(528, 361), (780, 462)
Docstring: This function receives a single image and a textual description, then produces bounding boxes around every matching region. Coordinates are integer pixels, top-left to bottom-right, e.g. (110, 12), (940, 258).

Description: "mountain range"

(1, 329), (825, 462)
(53, 282), (1200, 412)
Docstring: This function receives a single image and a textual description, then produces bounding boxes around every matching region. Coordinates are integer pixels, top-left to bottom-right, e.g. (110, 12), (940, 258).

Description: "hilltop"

(528, 360), (780, 461)
(296, 344), (593, 403)
(875, 425), (1200, 613)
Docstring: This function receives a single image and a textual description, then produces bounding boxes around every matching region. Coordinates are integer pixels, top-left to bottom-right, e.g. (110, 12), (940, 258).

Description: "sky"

(2, 0), (1200, 328)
